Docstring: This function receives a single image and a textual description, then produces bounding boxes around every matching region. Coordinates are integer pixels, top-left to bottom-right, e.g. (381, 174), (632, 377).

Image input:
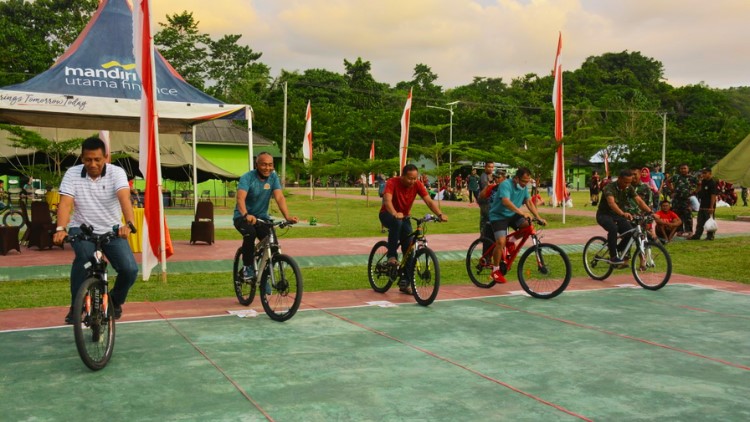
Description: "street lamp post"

(426, 101), (459, 185)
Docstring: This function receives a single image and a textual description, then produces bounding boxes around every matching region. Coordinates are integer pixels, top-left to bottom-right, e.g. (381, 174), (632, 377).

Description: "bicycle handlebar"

(255, 218), (296, 229)
(65, 224), (122, 245)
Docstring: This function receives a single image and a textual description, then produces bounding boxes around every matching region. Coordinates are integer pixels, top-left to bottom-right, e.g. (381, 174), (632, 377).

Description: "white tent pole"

(247, 106), (254, 171)
(192, 124), (198, 214)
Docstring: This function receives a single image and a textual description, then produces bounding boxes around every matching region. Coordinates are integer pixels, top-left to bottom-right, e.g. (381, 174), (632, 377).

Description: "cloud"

(152, 0), (750, 88)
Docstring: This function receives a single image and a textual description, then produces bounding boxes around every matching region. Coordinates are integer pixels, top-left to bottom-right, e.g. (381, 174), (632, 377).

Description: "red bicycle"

(465, 218), (571, 299)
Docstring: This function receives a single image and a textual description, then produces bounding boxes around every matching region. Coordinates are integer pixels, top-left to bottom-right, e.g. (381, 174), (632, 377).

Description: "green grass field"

(1, 189), (748, 310)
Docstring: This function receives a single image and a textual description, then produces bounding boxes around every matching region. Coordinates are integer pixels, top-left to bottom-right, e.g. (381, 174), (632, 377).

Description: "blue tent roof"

(0, 0), (247, 133)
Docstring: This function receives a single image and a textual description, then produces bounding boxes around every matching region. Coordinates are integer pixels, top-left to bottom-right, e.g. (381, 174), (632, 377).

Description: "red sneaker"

(491, 270), (507, 284)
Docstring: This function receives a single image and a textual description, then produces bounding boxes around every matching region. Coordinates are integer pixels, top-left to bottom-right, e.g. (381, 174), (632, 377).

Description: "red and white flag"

(302, 100), (312, 163)
(99, 130), (111, 163)
(368, 140), (375, 185)
(551, 32), (566, 217)
(133, 0), (173, 280)
(399, 88), (412, 171)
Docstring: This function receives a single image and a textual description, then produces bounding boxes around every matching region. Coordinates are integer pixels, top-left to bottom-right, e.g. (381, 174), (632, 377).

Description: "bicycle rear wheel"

(632, 241), (672, 290)
(367, 240), (396, 293)
(583, 236), (614, 280)
(2, 210), (24, 229)
(465, 237), (496, 288)
(73, 277), (115, 371)
(260, 254), (303, 321)
(517, 243), (571, 299)
(233, 248), (256, 306)
(411, 248), (440, 306)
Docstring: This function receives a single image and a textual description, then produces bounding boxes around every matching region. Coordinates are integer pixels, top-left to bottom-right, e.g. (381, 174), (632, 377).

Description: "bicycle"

(233, 218), (303, 322)
(367, 214), (441, 306)
(0, 188), (25, 228)
(583, 214), (672, 290)
(67, 223), (135, 371)
(465, 218), (572, 299)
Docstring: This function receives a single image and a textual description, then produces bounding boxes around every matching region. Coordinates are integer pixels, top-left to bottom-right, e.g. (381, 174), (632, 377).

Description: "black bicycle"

(233, 218), (303, 322)
(67, 223), (134, 371)
(367, 214), (441, 306)
(583, 214), (672, 290)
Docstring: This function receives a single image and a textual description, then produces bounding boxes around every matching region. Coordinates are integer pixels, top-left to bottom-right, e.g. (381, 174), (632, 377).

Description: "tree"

(0, 124), (82, 188)
(154, 11), (211, 89)
(0, 0), (98, 86)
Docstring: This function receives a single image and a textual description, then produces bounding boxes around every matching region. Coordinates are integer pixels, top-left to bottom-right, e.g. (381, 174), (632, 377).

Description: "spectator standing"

(589, 171), (601, 205)
(668, 164), (698, 237)
(476, 161), (495, 236)
(467, 168), (480, 204)
(689, 168), (718, 241)
(742, 186), (748, 207)
(651, 165), (665, 205)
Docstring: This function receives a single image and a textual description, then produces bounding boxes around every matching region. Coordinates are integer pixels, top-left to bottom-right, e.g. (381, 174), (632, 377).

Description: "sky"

(150, 0), (750, 90)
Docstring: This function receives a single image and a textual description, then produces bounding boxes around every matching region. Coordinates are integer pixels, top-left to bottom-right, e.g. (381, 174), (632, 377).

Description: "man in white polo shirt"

(53, 136), (139, 324)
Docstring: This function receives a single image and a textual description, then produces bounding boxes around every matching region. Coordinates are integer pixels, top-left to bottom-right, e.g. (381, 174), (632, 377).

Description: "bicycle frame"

(611, 217), (651, 261)
(477, 220), (541, 275)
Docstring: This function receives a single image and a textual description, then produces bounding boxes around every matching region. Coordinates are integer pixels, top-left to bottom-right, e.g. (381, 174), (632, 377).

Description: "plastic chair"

(190, 201), (214, 245)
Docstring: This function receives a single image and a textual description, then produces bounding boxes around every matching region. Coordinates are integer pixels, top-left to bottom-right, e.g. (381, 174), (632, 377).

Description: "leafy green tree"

(0, 0), (97, 86)
(0, 124), (82, 187)
(154, 11), (211, 89)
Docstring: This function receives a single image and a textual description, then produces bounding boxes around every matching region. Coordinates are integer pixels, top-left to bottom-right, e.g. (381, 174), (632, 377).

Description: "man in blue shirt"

(234, 152), (298, 279)
(488, 167), (546, 283)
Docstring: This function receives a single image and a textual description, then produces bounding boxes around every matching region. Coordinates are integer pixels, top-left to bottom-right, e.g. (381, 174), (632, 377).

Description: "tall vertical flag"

(99, 130), (111, 163)
(133, 0), (173, 280)
(302, 100), (313, 198)
(368, 140), (375, 185)
(551, 32), (566, 222)
(399, 88), (413, 172)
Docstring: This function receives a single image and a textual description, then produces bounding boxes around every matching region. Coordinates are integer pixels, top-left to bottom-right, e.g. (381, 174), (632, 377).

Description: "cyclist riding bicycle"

(379, 164), (447, 293)
(488, 167), (546, 283)
(596, 168), (652, 266)
(53, 136), (139, 324)
(234, 152), (298, 280)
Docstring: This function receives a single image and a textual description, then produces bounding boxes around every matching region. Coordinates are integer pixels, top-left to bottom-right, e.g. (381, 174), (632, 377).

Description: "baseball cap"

(700, 167), (712, 173)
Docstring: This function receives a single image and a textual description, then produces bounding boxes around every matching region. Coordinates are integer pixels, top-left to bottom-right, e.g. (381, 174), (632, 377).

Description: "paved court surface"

(1, 283), (749, 421)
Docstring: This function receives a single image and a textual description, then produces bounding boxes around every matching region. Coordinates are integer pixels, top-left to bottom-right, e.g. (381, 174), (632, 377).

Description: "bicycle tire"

(367, 240), (396, 293)
(2, 210), (24, 229)
(260, 254), (303, 322)
(411, 247), (440, 306)
(465, 237), (496, 288)
(233, 248), (256, 306)
(517, 243), (571, 299)
(73, 277), (115, 371)
(632, 241), (672, 290)
(583, 236), (614, 280)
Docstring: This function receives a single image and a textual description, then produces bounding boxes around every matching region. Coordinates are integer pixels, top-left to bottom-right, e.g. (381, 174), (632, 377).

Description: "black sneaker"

(113, 303), (122, 320)
(398, 279), (412, 295)
(64, 307), (74, 325)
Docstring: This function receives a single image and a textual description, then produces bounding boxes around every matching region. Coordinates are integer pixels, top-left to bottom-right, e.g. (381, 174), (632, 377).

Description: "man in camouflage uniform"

(626, 167), (658, 241)
(668, 163), (698, 237)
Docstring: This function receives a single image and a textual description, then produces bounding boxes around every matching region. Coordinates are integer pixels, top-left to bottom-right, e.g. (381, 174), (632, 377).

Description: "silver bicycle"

(232, 218), (303, 321)
(583, 215), (672, 290)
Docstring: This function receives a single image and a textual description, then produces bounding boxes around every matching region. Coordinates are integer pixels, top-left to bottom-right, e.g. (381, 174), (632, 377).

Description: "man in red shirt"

(380, 164), (448, 292)
(654, 200), (682, 243)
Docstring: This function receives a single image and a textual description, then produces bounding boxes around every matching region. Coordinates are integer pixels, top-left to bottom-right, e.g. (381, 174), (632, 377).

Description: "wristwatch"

(56, 226), (67, 233)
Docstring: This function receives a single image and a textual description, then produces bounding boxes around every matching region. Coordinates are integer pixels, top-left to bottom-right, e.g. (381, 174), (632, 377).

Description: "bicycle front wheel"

(583, 236), (614, 280)
(2, 210), (24, 229)
(73, 277), (115, 371)
(632, 241), (672, 290)
(367, 240), (396, 293)
(411, 248), (440, 306)
(260, 254), (303, 322)
(233, 248), (256, 306)
(517, 243), (571, 299)
(465, 237), (496, 288)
